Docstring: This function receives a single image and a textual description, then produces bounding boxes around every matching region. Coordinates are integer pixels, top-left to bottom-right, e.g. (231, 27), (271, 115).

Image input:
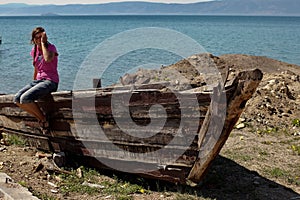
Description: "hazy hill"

(0, 0), (299, 16)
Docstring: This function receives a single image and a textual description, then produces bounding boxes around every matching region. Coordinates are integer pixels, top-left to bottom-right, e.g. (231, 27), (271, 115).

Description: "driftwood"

(0, 69), (263, 185)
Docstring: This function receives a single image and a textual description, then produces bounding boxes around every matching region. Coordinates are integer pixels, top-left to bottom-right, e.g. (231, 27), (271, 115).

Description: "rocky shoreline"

(219, 54), (300, 134)
(117, 53), (300, 134)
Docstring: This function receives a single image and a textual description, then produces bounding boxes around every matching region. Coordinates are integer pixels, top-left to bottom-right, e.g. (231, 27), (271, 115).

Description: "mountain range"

(0, 0), (299, 16)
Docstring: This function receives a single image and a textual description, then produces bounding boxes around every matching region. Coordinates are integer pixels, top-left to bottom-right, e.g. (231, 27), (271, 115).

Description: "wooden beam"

(187, 69), (263, 185)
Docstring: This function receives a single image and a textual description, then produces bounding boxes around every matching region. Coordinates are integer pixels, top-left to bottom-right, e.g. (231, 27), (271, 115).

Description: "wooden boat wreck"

(0, 54), (263, 185)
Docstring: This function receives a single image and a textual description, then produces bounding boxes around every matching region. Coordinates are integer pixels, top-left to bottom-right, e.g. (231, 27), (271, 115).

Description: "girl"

(14, 27), (59, 132)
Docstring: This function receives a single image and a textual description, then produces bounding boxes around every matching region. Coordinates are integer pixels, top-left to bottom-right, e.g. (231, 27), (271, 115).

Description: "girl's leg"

(16, 80), (57, 123)
(15, 102), (46, 122)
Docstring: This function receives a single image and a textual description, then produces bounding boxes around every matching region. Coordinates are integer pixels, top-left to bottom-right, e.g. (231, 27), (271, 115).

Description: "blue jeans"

(14, 79), (58, 104)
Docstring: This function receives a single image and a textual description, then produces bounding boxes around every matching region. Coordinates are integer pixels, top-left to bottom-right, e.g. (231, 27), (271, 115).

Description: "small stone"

(239, 118), (246, 123)
(268, 79), (279, 85)
(0, 147), (6, 151)
(253, 181), (260, 186)
(236, 123), (246, 129)
(48, 181), (58, 188)
(19, 161), (27, 166)
(291, 75), (299, 81)
(76, 167), (83, 178)
(263, 85), (271, 90)
(293, 131), (300, 136)
(264, 97), (271, 103)
(35, 152), (52, 159)
(50, 189), (58, 193)
(82, 181), (105, 189)
(282, 113), (289, 117)
(54, 175), (62, 182)
(53, 152), (65, 168)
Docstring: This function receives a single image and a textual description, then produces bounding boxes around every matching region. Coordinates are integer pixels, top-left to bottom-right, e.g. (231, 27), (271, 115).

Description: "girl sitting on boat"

(14, 27), (59, 132)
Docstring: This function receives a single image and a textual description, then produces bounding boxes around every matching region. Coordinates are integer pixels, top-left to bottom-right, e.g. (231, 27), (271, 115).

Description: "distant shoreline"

(0, 1), (299, 16)
(1, 14), (300, 17)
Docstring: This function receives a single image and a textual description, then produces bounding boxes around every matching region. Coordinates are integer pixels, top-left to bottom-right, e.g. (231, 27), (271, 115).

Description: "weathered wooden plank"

(78, 156), (189, 184)
(48, 137), (198, 165)
(187, 69), (263, 185)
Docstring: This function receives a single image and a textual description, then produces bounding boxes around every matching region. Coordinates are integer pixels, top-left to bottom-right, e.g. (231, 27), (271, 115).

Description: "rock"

(282, 113), (290, 117)
(54, 175), (62, 182)
(253, 181), (260, 186)
(136, 77), (150, 85)
(35, 152), (52, 159)
(82, 181), (105, 189)
(236, 123), (246, 129)
(293, 131), (300, 136)
(53, 152), (65, 168)
(76, 167), (83, 178)
(48, 181), (58, 188)
(120, 73), (137, 85)
(19, 161), (27, 166)
(0, 147), (6, 152)
(239, 118), (246, 123)
(291, 75), (299, 81)
(268, 79), (279, 85)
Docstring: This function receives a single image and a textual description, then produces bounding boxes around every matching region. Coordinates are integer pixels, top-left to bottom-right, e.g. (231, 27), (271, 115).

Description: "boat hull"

(0, 69), (263, 185)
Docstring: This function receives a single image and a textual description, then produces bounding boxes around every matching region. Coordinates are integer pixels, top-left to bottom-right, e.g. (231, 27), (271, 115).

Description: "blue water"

(0, 15), (299, 94)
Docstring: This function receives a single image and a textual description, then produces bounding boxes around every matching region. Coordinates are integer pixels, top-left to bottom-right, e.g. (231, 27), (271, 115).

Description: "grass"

(23, 167), (149, 200)
(264, 166), (300, 187)
(258, 150), (269, 156)
(18, 180), (28, 188)
(288, 176), (300, 186)
(2, 134), (27, 146)
(291, 145), (300, 155)
(32, 192), (58, 200)
(247, 118), (300, 137)
(102, 180), (146, 199)
(256, 126), (279, 136)
(292, 118), (300, 127)
(57, 167), (148, 199)
(58, 167), (102, 195)
(222, 149), (253, 162)
(269, 167), (287, 178)
(175, 194), (204, 200)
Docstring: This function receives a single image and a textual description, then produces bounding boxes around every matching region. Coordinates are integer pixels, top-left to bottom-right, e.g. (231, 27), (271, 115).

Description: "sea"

(0, 15), (299, 94)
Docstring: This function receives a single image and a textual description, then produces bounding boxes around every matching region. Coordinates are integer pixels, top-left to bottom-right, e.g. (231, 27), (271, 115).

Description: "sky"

(0, 0), (213, 5)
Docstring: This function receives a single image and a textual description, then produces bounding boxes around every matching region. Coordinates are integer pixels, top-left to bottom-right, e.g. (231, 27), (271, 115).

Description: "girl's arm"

(41, 32), (55, 62)
(33, 67), (37, 80)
